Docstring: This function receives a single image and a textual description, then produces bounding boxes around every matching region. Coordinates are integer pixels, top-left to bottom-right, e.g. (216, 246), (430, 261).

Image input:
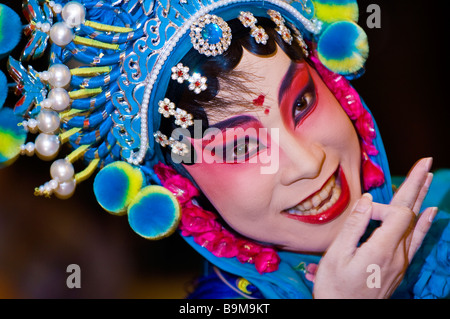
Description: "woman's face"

(183, 46), (362, 253)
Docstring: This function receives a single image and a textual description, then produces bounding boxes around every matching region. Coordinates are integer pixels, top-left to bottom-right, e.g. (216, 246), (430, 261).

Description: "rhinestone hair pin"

(157, 98), (194, 129)
(238, 11), (269, 45)
(268, 9), (293, 45)
(171, 63), (208, 94)
(154, 131), (190, 156)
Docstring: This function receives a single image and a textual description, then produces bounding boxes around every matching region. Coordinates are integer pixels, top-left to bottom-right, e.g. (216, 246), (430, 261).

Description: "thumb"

(329, 193), (373, 257)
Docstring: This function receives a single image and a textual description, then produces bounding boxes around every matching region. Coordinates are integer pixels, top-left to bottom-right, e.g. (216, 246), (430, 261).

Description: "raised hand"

(313, 157), (437, 299)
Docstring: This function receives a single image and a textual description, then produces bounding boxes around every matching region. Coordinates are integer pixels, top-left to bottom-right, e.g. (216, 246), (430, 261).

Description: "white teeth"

(311, 195), (322, 207)
(286, 175), (342, 216)
(302, 200), (312, 210)
(319, 188), (329, 200)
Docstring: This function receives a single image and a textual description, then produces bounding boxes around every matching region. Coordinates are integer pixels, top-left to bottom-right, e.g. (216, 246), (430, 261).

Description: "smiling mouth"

(282, 166), (350, 224)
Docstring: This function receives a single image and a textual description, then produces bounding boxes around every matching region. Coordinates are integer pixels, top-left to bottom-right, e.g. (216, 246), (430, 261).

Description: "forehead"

(209, 46), (293, 123)
(236, 46), (292, 93)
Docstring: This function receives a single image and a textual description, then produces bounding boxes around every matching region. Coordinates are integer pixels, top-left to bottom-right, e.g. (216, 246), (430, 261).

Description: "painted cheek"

(183, 126), (278, 209)
(295, 69), (354, 146)
(184, 159), (268, 217)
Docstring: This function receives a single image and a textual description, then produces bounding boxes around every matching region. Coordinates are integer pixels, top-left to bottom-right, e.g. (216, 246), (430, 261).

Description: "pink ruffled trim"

(309, 54), (385, 191)
(154, 163), (280, 274)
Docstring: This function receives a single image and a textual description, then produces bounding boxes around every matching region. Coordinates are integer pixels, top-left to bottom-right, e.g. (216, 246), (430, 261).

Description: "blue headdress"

(0, 0), (398, 297)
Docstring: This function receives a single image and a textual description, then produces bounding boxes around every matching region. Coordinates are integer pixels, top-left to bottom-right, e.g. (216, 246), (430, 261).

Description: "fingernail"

(425, 172), (434, 187)
(428, 207), (438, 223)
(425, 157), (433, 171)
(354, 193), (373, 213)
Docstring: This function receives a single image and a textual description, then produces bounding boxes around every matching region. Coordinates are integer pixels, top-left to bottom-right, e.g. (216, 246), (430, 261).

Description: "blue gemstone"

(201, 23), (223, 44)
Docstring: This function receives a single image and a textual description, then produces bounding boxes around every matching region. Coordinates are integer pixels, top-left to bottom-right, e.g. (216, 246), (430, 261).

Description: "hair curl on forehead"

(160, 17), (307, 136)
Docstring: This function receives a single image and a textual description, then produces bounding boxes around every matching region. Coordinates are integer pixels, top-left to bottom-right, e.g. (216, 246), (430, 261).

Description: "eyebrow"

(209, 115), (259, 132)
(199, 115), (259, 148)
(278, 61), (303, 105)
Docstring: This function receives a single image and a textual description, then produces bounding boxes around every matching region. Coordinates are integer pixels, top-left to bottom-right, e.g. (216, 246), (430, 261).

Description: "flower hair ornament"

(0, 0), (380, 274)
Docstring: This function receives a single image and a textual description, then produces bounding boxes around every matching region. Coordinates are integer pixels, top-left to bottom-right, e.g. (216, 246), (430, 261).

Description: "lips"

(282, 166), (350, 224)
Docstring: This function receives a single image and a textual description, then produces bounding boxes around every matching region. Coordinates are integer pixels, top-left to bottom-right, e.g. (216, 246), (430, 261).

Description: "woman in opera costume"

(0, 0), (448, 298)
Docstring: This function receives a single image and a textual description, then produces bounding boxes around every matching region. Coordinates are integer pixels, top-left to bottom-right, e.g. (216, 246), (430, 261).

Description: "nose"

(278, 131), (325, 186)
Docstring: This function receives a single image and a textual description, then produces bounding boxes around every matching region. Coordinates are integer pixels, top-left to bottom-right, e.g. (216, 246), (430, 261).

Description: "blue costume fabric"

(392, 170), (450, 299)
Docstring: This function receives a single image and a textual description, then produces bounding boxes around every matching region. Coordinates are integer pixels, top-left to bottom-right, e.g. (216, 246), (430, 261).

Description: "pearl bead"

(49, 22), (74, 47)
(41, 98), (52, 109)
(62, 2), (86, 28)
(40, 71), (50, 81)
(21, 120), (28, 131)
(43, 182), (52, 194)
(41, 22), (51, 33)
(53, 3), (63, 14)
(54, 178), (76, 199)
(48, 64), (71, 88)
(50, 159), (75, 182)
(37, 109), (60, 133)
(35, 133), (60, 160)
(27, 118), (38, 133)
(25, 142), (35, 156)
(48, 88), (71, 112)
(48, 179), (59, 190)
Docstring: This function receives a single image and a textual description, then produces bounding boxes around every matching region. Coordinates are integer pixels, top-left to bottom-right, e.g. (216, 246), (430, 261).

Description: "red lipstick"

(283, 167), (350, 224)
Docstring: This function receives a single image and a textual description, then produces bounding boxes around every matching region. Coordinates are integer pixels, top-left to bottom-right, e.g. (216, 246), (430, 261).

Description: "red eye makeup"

(279, 62), (318, 128)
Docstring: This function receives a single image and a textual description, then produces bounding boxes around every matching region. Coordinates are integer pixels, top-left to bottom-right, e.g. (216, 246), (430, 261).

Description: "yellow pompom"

(312, 0), (359, 24)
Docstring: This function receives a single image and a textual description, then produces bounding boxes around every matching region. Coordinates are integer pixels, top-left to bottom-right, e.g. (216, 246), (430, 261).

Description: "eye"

(234, 143), (249, 158)
(224, 137), (264, 163)
(292, 83), (317, 126)
(294, 92), (313, 114)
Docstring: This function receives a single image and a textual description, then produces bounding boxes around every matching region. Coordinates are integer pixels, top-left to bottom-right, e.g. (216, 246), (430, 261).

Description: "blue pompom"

(0, 70), (7, 110)
(93, 161), (144, 215)
(0, 4), (22, 59)
(0, 107), (27, 168)
(128, 186), (181, 240)
(317, 21), (368, 77)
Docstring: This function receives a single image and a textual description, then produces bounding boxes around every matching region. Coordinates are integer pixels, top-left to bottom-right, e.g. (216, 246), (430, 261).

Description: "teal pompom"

(0, 4), (22, 59)
(317, 21), (368, 77)
(128, 186), (181, 240)
(93, 161), (145, 215)
(0, 108), (27, 168)
(0, 70), (7, 109)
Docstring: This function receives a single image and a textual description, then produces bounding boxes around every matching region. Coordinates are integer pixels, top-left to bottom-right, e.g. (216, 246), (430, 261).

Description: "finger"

(370, 202), (390, 221)
(412, 173), (433, 215)
(407, 207), (438, 262)
(328, 193), (373, 257)
(391, 157), (432, 210)
(371, 172), (433, 221)
(365, 204), (416, 251)
(370, 202), (413, 222)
